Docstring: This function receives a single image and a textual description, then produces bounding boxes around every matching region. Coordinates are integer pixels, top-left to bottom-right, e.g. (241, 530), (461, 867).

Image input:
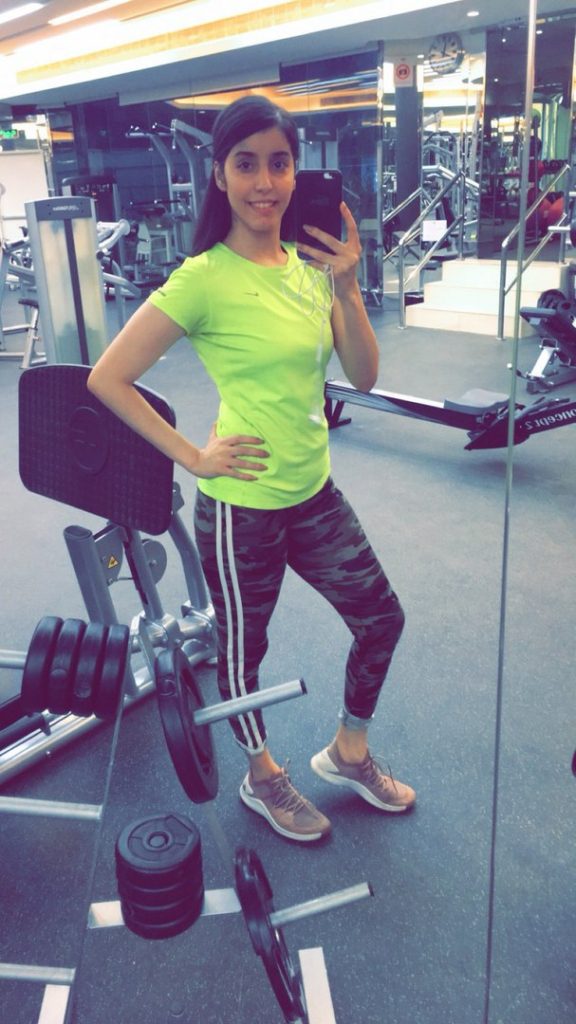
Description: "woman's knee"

(388, 591), (405, 643)
(356, 587), (405, 650)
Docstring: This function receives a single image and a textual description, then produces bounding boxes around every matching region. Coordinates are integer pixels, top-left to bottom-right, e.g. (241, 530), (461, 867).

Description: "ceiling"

(0, 0), (575, 108)
(0, 1), (184, 54)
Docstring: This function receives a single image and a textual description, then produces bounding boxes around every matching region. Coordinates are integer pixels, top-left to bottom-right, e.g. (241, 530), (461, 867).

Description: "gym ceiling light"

(0, 3), (44, 28)
(49, 0), (135, 27)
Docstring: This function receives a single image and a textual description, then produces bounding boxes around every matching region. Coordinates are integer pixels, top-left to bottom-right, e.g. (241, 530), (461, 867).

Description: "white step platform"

(404, 258), (569, 336)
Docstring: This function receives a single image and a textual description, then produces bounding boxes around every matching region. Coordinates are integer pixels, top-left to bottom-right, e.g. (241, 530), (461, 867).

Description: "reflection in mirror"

(373, 36), (488, 318)
(71, 43), (513, 1024)
(2, 6), (575, 1020)
(480, 12), (576, 257)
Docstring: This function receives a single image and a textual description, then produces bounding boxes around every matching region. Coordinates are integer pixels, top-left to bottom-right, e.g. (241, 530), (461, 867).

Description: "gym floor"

(0, 285), (574, 1024)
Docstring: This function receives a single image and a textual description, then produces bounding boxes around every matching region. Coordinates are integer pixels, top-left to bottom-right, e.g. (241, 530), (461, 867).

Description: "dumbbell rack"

(87, 873), (372, 1024)
(83, 649), (371, 1022)
(0, 646), (361, 1023)
(86, 648), (370, 1023)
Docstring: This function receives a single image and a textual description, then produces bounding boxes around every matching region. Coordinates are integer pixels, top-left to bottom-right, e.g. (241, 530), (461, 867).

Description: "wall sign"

(394, 62), (414, 88)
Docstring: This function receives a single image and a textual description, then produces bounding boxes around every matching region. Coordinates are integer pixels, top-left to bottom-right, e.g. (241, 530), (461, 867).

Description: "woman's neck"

(223, 228), (287, 267)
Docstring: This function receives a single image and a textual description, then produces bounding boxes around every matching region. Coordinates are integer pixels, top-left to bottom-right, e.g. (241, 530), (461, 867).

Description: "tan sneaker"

(311, 741), (415, 812)
(240, 767), (331, 842)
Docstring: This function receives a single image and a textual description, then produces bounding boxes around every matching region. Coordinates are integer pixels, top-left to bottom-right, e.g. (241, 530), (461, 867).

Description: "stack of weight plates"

(20, 615), (129, 720)
(115, 812), (204, 940)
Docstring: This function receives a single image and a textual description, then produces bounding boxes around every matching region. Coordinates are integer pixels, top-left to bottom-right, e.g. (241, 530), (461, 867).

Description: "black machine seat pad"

(19, 364), (175, 535)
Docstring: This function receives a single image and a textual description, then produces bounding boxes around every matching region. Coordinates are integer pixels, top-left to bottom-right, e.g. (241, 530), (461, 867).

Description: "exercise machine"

(0, 364), (216, 785)
(96, 218), (142, 331)
(125, 199), (179, 284)
(324, 378), (576, 450)
(62, 175), (126, 268)
(0, 233), (42, 366)
(519, 283), (576, 393)
(125, 118), (211, 263)
(25, 196), (110, 365)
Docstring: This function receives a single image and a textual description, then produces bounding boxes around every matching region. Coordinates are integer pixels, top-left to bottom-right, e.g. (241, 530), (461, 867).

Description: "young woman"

(88, 95), (415, 843)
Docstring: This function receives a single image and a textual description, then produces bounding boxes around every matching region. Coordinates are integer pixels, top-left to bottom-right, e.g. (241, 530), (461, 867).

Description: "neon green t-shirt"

(148, 242), (334, 509)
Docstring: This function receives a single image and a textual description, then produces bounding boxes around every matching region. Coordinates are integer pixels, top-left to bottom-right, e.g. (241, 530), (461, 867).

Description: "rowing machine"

(324, 380), (576, 450)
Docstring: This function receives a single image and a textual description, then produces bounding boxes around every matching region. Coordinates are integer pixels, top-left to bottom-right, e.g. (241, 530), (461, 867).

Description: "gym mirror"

(1, 1), (574, 1020)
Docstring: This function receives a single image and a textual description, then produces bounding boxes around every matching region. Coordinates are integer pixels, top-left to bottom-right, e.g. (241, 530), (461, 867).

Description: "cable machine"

(125, 119), (212, 261)
(25, 196), (109, 365)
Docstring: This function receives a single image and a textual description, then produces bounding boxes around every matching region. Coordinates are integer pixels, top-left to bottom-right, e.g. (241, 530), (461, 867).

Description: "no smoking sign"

(394, 62), (414, 87)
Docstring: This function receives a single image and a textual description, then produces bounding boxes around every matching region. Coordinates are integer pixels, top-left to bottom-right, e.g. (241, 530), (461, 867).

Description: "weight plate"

(116, 839), (202, 891)
(117, 869), (202, 907)
(70, 621), (108, 717)
(120, 886), (204, 926)
(116, 838), (202, 893)
(537, 288), (567, 310)
(234, 846), (275, 958)
(155, 647), (218, 804)
(21, 616), (63, 713)
(121, 890), (204, 940)
(92, 623), (130, 720)
(262, 924), (307, 1023)
(115, 812), (202, 888)
(142, 537), (168, 583)
(234, 847), (307, 1022)
(47, 618), (86, 715)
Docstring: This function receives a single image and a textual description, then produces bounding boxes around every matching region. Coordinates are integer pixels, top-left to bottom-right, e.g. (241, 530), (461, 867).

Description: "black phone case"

(295, 170), (342, 253)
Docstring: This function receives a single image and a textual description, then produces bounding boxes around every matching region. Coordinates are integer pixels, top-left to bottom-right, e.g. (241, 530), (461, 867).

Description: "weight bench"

(519, 304), (576, 393)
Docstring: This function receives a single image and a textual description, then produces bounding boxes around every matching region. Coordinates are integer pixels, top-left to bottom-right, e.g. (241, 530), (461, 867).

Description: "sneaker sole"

(310, 752), (413, 813)
(239, 784), (329, 842)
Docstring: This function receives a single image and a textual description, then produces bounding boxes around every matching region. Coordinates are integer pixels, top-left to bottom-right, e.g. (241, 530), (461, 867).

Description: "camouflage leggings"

(194, 477), (405, 752)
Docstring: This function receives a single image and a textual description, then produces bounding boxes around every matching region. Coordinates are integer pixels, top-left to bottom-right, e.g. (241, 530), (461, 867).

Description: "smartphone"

(295, 169), (343, 255)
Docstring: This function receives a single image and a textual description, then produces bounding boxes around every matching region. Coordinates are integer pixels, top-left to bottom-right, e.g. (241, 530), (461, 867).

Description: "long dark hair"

(191, 95), (299, 256)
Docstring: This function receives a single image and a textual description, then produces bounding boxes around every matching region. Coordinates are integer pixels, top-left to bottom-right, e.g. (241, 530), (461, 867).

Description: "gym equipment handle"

(0, 796), (102, 821)
(0, 651), (27, 669)
(193, 679), (306, 726)
(269, 881), (373, 930)
(0, 963), (76, 985)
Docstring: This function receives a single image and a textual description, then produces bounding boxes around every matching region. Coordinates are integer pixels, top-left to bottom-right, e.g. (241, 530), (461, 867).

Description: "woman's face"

(215, 126), (296, 242)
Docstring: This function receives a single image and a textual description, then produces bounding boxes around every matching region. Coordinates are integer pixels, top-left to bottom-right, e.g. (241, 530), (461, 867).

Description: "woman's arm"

(296, 202), (379, 392)
(330, 287), (378, 393)
(87, 301), (269, 481)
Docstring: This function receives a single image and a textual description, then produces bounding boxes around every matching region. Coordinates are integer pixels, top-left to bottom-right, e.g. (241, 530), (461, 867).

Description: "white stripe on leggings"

(215, 501), (265, 751)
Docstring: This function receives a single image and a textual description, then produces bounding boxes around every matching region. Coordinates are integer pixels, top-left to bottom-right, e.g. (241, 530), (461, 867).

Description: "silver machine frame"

(24, 195), (109, 366)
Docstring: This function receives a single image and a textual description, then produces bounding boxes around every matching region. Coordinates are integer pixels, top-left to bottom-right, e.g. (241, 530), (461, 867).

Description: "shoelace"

(269, 767), (311, 812)
(361, 753), (399, 795)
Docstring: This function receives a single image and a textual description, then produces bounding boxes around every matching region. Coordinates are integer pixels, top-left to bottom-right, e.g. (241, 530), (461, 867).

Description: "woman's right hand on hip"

(193, 423), (270, 480)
